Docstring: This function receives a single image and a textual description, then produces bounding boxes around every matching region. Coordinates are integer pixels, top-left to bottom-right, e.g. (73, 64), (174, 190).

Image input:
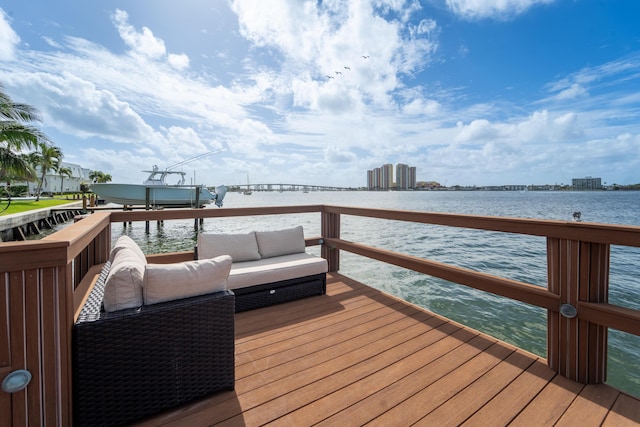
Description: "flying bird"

(344, 66), (351, 70)
(362, 55), (369, 59)
(326, 75), (334, 79)
(335, 71), (342, 75)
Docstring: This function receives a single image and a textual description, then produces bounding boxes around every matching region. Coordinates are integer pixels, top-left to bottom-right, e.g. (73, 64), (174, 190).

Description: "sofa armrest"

(73, 272), (235, 426)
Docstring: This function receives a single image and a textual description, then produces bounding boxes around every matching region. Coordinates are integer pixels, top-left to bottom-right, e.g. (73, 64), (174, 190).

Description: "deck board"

(136, 273), (640, 427)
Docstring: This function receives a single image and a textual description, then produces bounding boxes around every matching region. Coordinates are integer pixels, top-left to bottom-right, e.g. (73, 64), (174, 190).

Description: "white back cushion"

(143, 255), (232, 305)
(255, 225), (305, 258)
(103, 247), (145, 312)
(197, 231), (261, 262)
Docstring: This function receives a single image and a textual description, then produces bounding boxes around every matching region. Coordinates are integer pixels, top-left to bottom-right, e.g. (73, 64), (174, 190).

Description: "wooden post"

(321, 211), (340, 272)
(547, 238), (609, 383)
(145, 187), (151, 233)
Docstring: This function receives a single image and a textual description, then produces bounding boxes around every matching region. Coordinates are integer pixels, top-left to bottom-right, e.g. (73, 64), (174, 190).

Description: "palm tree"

(0, 152), (36, 199)
(30, 143), (62, 201)
(89, 170), (102, 183)
(57, 166), (73, 195)
(0, 83), (51, 181)
(89, 170), (112, 183)
(0, 150), (36, 183)
(98, 173), (112, 183)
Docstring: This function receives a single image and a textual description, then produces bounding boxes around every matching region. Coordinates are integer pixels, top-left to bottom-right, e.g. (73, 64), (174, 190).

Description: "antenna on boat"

(165, 149), (224, 170)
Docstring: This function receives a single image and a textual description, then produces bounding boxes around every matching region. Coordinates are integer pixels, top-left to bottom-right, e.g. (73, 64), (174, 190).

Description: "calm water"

(113, 190), (640, 397)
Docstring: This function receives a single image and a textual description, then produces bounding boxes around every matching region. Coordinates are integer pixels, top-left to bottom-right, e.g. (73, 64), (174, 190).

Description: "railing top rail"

(0, 211), (111, 271)
(3, 204), (640, 271)
(322, 205), (640, 247)
(108, 204), (325, 222)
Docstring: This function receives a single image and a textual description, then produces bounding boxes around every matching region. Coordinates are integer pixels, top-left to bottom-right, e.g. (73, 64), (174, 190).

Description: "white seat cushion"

(227, 252), (327, 290)
(143, 255), (232, 305)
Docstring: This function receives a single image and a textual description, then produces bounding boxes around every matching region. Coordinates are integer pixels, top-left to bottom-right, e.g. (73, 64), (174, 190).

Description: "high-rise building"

(381, 164), (393, 190)
(368, 163), (417, 190)
(367, 167), (382, 190)
(409, 166), (416, 189)
(396, 163), (408, 190)
(572, 177), (602, 190)
(367, 169), (376, 190)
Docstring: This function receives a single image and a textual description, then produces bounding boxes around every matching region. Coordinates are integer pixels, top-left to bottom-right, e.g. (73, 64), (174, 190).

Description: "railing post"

(321, 210), (340, 272)
(547, 237), (609, 383)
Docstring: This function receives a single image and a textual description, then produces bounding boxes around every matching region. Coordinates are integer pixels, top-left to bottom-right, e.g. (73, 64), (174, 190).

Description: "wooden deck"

(137, 273), (640, 426)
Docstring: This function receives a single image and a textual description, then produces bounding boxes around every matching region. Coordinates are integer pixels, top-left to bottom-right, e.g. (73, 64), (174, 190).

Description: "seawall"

(0, 202), (84, 241)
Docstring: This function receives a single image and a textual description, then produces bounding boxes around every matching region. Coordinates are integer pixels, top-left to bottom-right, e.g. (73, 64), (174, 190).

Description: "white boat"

(243, 174), (252, 195)
(91, 166), (227, 208)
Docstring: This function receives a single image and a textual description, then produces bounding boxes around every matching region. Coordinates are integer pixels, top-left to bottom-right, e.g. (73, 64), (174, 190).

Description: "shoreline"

(0, 201), (83, 241)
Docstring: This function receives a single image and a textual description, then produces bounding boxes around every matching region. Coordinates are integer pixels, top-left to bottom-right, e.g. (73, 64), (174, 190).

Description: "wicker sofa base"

(232, 273), (326, 312)
(73, 263), (235, 427)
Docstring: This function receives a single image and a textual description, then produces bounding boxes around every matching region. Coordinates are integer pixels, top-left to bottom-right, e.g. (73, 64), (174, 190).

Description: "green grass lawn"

(0, 198), (82, 216)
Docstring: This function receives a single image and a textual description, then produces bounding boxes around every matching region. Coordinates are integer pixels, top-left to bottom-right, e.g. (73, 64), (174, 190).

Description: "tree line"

(0, 84), (111, 200)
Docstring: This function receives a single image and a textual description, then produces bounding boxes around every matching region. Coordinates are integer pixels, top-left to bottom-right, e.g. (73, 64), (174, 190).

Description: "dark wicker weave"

(233, 273), (326, 312)
(73, 264), (235, 427)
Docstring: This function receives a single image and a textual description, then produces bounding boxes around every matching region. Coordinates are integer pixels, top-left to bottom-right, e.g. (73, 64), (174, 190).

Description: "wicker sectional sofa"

(196, 225), (328, 312)
(73, 240), (236, 427)
(73, 226), (326, 425)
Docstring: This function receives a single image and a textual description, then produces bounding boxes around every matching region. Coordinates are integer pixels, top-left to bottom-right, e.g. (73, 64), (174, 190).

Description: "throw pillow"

(255, 225), (305, 258)
(143, 255), (232, 305)
(103, 247), (145, 312)
(109, 235), (146, 264)
(197, 231), (261, 262)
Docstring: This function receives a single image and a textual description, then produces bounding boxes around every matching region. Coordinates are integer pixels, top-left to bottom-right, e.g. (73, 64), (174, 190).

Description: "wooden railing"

(0, 211), (111, 426)
(320, 205), (640, 385)
(1, 205), (639, 426)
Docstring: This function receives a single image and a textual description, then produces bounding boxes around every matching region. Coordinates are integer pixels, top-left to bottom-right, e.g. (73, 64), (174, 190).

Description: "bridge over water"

(226, 183), (357, 192)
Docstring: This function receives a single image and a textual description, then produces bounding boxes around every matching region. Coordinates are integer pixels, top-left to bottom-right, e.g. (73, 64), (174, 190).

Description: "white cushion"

(109, 235), (146, 264)
(227, 253), (327, 290)
(103, 247), (145, 312)
(197, 232), (261, 262)
(143, 255), (232, 305)
(255, 226), (305, 259)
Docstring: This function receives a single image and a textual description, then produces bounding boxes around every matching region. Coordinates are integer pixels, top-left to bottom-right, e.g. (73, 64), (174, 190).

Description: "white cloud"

(168, 53), (190, 70)
(9, 72), (155, 142)
(231, 0), (439, 112)
(324, 145), (357, 163)
(446, 0), (555, 20)
(0, 9), (20, 61)
(403, 98), (441, 115)
(43, 36), (62, 49)
(454, 109), (583, 145)
(546, 54), (640, 102)
(455, 118), (501, 142)
(111, 9), (167, 59)
(162, 126), (209, 156)
(554, 83), (588, 101)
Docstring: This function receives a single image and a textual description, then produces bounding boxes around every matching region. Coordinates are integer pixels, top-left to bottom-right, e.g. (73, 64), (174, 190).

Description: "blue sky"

(0, 0), (639, 188)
